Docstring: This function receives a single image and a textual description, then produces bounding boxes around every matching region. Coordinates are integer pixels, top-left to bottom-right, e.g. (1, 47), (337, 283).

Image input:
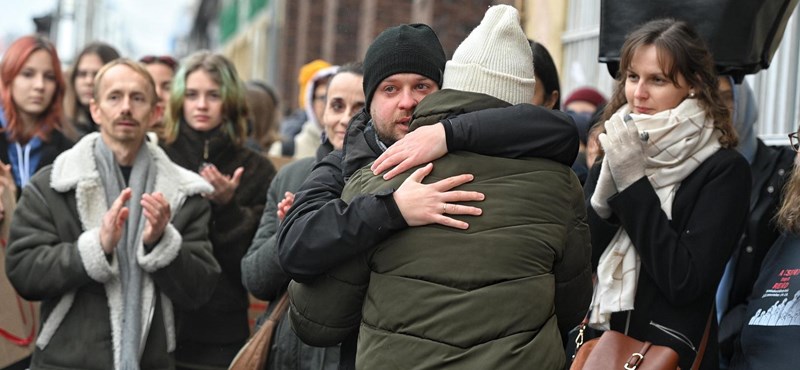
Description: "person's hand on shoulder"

(372, 123), (447, 180)
(393, 163), (484, 230)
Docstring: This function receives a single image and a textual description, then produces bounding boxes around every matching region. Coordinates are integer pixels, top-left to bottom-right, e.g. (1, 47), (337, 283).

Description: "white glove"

(590, 156), (616, 219)
(598, 114), (646, 191)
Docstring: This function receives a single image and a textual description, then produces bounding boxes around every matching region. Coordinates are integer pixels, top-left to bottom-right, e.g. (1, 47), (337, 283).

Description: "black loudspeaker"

(599, 0), (799, 82)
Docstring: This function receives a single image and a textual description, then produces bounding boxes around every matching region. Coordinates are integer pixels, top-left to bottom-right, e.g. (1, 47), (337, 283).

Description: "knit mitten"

(598, 114), (646, 191)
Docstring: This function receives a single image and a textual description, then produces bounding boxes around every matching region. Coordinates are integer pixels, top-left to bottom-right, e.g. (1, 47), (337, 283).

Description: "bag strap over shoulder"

(228, 292), (291, 370)
(691, 308), (714, 370)
(268, 293), (290, 322)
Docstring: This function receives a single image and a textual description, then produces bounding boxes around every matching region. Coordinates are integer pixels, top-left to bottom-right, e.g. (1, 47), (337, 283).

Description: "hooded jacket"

(5, 133), (220, 369)
(717, 79), (795, 319)
(294, 66), (339, 159)
(0, 105), (74, 195)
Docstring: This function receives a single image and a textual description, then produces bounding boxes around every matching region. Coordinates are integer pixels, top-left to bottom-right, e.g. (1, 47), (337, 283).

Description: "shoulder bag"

(228, 292), (290, 370)
(569, 310), (712, 370)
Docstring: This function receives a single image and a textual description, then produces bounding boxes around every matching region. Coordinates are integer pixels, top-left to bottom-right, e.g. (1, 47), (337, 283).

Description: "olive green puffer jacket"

(289, 90), (592, 370)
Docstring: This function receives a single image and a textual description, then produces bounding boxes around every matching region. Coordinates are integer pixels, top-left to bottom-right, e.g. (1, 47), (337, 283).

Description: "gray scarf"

(94, 138), (156, 370)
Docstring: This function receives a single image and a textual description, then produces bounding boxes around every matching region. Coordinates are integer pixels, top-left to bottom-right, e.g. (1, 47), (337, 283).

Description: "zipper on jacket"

(649, 321), (696, 352)
(625, 311), (631, 335)
(199, 139), (212, 172)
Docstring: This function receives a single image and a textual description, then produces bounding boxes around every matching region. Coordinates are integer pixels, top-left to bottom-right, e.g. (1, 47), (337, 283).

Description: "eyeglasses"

(789, 131), (800, 152)
(139, 55), (178, 70)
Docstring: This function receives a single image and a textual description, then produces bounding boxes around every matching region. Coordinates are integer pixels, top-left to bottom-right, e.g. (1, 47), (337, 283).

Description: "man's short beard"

(376, 128), (398, 147)
(370, 107), (400, 146)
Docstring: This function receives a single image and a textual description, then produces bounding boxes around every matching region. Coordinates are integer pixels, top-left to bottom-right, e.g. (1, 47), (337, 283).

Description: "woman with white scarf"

(585, 18), (750, 370)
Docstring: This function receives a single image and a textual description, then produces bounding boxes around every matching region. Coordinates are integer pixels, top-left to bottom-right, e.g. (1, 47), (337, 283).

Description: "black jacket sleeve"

(553, 172), (593, 338)
(444, 104), (579, 165)
(277, 150), (407, 283)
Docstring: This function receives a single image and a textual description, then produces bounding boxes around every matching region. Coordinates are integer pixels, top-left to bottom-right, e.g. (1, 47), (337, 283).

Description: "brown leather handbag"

(228, 292), (290, 370)
(569, 311), (712, 370)
(570, 329), (679, 370)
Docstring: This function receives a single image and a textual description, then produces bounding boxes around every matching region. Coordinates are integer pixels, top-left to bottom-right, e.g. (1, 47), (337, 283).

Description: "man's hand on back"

(393, 163), (483, 230)
(372, 123), (447, 180)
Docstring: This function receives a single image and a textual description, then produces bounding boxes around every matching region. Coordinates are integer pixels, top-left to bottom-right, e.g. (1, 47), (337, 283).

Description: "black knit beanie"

(363, 23), (446, 111)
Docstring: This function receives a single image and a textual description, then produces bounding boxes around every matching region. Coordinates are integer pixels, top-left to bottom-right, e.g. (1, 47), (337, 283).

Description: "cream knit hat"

(443, 5), (535, 105)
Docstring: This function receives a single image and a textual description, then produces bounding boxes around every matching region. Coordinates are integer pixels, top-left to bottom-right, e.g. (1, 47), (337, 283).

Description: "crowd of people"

(0, 3), (797, 370)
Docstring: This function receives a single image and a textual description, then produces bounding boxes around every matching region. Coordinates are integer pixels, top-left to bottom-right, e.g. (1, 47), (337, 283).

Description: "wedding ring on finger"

(442, 203), (447, 214)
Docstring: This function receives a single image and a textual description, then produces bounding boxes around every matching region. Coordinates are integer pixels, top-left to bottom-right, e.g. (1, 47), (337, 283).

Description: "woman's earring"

(688, 91), (696, 98)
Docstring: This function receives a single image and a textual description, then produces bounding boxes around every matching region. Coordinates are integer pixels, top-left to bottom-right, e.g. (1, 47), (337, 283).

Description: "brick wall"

(277, 0), (513, 115)
(431, 0), (496, 58)
(279, 0), (298, 115)
(333, 0), (364, 64)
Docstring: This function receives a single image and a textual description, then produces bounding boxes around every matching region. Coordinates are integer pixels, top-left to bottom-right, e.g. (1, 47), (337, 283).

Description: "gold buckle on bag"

(624, 352), (645, 369)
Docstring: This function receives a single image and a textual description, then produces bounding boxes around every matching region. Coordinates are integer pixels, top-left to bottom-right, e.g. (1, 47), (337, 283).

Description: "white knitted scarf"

(589, 99), (721, 330)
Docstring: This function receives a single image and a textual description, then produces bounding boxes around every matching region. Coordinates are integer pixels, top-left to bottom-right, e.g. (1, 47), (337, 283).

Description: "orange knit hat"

(297, 59), (332, 107)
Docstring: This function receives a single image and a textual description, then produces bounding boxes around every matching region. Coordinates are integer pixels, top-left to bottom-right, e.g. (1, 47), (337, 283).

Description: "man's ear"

(89, 98), (101, 124)
(149, 104), (164, 127)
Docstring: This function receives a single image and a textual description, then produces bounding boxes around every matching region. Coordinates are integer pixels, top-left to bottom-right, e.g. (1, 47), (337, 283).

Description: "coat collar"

(342, 109), (383, 179)
(409, 89), (510, 130)
(49, 132), (212, 230)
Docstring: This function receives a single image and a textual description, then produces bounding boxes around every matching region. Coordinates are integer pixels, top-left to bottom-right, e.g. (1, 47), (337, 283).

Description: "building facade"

(196, 0), (799, 141)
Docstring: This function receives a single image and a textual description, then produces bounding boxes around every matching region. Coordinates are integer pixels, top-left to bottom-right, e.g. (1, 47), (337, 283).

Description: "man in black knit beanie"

(277, 18), (579, 370)
(362, 24), (445, 111)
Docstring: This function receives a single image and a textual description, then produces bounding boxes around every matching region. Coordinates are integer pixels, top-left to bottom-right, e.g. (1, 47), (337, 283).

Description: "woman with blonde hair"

(162, 50), (276, 370)
(585, 18), (750, 369)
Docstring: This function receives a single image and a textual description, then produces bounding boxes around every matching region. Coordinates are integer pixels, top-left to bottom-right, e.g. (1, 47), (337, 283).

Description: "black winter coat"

(163, 122), (276, 367)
